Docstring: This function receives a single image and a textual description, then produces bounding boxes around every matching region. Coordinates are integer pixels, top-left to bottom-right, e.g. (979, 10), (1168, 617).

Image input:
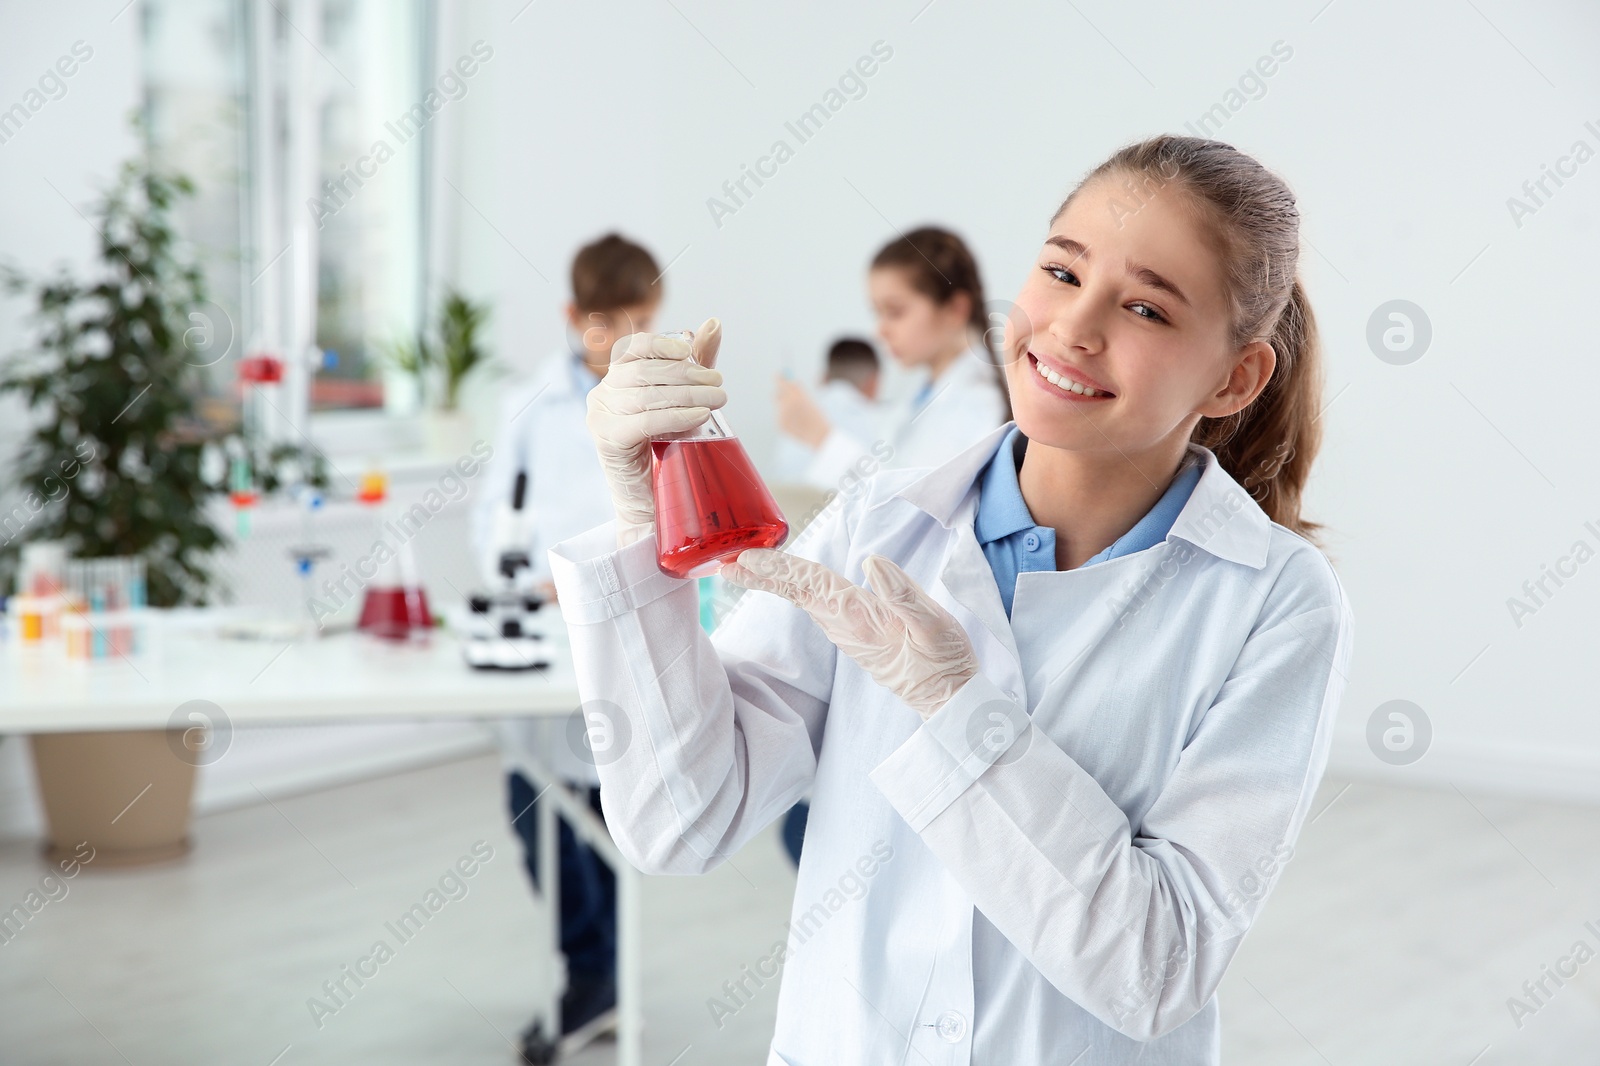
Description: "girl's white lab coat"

(472, 348), (614, 787)
(547, 421), (1354, 1064)
(802, 343), (1007, 489)
(770, 378), (883, 486)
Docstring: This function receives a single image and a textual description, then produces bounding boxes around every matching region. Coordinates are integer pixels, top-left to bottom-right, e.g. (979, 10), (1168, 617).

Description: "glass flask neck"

(657, 407), (735, 442)
(650, 327), (737, 442)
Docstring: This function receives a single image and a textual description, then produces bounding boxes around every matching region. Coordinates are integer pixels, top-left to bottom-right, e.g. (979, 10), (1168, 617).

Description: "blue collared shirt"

(571, 350), (602, 394)
(975, 424), (1203, 617)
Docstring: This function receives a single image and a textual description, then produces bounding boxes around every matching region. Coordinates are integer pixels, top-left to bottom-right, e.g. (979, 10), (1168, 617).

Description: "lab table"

(0, 608), (644, 1066)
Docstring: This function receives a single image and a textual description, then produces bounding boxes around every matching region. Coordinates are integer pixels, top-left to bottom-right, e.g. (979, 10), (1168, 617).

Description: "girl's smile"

(1025, 351), (1116, 401)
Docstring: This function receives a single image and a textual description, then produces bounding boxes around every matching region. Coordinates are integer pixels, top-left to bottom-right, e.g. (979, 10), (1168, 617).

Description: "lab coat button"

(1023, 532), (1041, 551)
(935, 1009), (967, 1042)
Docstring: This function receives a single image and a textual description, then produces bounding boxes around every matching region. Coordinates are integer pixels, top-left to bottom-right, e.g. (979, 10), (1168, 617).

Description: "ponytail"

(1191, 278), (1322, 543)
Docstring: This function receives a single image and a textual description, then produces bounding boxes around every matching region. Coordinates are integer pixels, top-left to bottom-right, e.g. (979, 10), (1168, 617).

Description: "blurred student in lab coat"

(470, 232), (662, 1057)
(769, 337), (882, 485)
(548, 135), (1352, 1063)
(773, 228), (1011, 864)
(775, 225), (1011, 490)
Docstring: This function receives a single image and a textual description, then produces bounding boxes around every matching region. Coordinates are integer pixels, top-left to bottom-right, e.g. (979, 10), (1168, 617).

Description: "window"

(140, 0), (431, 433)
(141, 0), (251, 429)
(310, 0), (428, 413)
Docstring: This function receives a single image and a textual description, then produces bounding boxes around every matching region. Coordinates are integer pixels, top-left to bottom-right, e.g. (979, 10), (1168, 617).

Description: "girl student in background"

(776, 225), (1011, 489)
(551, 136), (1353, 1063)
(773, 227), (1013, 864)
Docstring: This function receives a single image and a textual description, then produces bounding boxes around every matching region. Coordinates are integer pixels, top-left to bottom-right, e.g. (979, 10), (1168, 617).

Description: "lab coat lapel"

(889, 423), (1029, 706)
(928, 500), (1028, 708)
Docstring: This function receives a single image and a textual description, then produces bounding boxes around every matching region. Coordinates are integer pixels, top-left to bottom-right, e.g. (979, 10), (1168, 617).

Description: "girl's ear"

(1200, 340), (1276, 418)
(563, 301), (581, 331)
(943, 290), (974, 331)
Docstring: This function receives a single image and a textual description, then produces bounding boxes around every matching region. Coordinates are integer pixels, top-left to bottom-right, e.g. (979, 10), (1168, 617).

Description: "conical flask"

(649, 330), (788, 579)
(356, 496), (433, 641)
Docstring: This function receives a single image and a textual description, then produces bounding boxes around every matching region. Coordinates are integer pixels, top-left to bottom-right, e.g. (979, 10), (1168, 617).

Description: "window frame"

(242, 0), (437, 455)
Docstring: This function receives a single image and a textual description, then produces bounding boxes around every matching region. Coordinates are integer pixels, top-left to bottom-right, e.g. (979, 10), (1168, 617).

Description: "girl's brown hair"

(1055, 135), (1323, 542)
(871, 226), (1013, 424)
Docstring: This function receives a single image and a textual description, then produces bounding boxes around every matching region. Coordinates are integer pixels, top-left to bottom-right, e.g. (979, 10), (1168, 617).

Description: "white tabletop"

(0, 607), (584, 733)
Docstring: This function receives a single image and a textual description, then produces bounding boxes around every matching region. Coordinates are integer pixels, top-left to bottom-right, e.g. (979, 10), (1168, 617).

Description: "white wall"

(0, 1), (142, 478)
(444, 0), (1600, 803)
(5, 1), (1600, 807)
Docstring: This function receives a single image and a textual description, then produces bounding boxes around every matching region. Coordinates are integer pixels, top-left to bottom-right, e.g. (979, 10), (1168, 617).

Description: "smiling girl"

(551, 135), (1354, 1064)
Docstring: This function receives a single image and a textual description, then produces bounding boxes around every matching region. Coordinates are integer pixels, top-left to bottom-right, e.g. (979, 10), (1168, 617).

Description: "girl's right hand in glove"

(586, 317), (726, 549)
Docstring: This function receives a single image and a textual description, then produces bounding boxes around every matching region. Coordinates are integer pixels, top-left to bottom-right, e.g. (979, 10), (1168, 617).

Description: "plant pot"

(29, 730), (197, 868)
(422, 408), (475, 458)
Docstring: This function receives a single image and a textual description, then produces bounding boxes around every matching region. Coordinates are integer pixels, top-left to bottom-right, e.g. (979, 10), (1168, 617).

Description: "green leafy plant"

(382, 288), (493, 411)
(1, 148), (227, 607)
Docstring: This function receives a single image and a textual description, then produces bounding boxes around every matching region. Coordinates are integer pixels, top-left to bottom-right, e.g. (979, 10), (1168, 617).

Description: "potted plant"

(3, 140), (245, 865)
(383, 288), (495, 455)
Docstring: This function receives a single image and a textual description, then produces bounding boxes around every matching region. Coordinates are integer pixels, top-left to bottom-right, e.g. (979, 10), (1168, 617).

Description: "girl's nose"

(1048, 298), (1107, 355)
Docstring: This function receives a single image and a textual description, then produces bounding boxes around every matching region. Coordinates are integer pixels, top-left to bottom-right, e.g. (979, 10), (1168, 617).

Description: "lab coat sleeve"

(545, 496), (856, 877)
(867, 556), (1354, 1041)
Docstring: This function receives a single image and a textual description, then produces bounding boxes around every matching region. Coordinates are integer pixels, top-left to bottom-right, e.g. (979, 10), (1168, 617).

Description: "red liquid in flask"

(651, 437), (789, 578)
(358, 586), (432, 640)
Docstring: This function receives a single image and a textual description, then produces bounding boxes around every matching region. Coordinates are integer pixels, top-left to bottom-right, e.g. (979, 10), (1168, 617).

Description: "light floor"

(0, 755), (1597, 1064)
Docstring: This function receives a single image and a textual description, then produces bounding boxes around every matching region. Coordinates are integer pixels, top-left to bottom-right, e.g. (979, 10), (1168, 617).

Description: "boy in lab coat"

(470, 233), (661, 1057)
(769, 337), (882, 486)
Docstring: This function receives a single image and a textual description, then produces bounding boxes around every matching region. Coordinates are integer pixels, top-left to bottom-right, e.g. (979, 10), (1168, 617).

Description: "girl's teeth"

(1034, 357), (1102, 397)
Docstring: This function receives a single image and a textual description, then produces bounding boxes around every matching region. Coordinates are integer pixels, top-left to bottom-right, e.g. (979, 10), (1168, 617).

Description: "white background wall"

(4, 0), (1600, 808)
(439, 0), (1600, 805)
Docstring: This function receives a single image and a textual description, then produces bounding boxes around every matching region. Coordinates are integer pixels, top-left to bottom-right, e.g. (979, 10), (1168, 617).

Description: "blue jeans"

(507, 771), (617, 981)
(781, 800), (810, 867)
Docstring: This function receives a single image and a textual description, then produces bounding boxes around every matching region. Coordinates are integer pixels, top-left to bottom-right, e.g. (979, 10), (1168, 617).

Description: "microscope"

(461, 470), (551, 670)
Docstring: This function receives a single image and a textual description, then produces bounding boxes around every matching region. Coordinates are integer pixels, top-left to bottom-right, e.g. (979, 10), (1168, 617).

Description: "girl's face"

(868, 266), (969, 369)
(1000, 175), (1274, 462)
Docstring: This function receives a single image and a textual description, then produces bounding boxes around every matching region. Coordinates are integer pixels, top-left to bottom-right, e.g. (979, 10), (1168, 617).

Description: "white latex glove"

(586, 319), (727, 548)
(720, 548), (979, 720)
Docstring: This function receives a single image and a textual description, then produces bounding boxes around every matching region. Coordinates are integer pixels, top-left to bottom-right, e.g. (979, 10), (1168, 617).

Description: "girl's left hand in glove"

(720, 549), (978, 720)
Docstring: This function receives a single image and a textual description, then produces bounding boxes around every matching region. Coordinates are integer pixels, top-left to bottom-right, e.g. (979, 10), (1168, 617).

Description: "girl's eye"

(1044, 264), (1078, 286)
(1041, 264), (1169, 324)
